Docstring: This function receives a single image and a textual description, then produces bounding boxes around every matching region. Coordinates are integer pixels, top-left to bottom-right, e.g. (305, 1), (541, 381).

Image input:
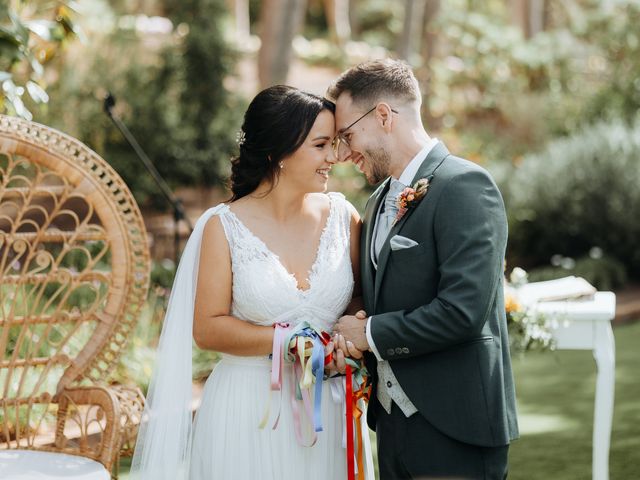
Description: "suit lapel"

(373, 142), (450, 309)
(362, 178), (390, 310)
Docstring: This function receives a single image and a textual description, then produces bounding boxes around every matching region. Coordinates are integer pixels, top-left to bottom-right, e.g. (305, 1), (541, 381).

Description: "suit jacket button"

(386, 381), (393, 388)
(402, 347), (410, 354)
(387, 348), (395, 356)
(395, 347), (403, 355)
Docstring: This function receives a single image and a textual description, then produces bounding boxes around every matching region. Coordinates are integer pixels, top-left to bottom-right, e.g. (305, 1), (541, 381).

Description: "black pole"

(103, 92), (193, 265)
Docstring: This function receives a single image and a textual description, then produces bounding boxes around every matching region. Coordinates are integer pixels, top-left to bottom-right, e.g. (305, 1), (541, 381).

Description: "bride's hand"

(334, 333), (364, 360)
(324, 341), (345, 375)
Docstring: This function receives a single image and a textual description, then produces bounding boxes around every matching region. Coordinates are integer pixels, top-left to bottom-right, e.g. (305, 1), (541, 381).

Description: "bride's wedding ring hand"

(325, 339), (346, 374)
(335, 333), (364, 360)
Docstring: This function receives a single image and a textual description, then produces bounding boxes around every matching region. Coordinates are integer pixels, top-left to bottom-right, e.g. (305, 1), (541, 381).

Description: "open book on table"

(516, 276), (597, 305)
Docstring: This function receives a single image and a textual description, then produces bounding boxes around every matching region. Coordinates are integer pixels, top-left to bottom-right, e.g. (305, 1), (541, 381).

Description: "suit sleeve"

(369, 168), (508, 358)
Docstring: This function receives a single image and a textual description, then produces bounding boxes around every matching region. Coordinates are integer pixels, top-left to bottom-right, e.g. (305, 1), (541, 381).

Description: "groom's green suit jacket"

(361, 142), (519, 448)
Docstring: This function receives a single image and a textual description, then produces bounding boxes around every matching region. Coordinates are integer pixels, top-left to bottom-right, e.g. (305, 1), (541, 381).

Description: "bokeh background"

(2, 1), (639, 478)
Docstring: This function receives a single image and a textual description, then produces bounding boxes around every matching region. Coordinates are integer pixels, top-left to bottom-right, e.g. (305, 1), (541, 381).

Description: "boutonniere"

(394, 177), (431, 223)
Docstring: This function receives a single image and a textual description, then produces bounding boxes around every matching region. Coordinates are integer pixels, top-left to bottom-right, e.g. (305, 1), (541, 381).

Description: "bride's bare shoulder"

(202, 215), (226, 244)
(201, 208), (231, 256)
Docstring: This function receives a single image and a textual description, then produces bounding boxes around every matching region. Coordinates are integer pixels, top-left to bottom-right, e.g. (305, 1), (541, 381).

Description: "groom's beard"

(365, 147), (392, 185)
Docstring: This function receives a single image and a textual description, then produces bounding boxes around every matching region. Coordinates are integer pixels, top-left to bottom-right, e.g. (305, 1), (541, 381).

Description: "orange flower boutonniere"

(394, 177), (431, 224)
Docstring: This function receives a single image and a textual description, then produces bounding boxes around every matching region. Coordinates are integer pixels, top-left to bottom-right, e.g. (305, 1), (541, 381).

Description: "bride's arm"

(344, 203), (364, 315)
(193, 216), (274, 356)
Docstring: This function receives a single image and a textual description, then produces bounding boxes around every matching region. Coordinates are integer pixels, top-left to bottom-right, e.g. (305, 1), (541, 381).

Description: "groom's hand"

(334, 312), (369, 353)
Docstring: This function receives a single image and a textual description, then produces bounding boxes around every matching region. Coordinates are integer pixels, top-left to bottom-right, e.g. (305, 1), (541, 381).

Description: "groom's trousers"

(375, 401), (509, 480)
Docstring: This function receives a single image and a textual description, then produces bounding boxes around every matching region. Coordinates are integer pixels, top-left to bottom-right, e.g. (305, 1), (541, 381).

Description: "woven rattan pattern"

(0, 114), (150, 473)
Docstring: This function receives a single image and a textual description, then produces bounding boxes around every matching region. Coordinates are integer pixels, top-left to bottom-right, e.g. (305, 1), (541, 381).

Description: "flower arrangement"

(505, 267), (557, 353)
(394, 177), (430, 224)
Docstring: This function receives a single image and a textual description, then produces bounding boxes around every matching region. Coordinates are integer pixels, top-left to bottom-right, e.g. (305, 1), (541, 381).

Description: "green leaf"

(0, 26), (23, 47)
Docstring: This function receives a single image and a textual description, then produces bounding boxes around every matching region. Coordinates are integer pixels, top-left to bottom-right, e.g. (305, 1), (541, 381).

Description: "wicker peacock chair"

(0, 115), (151, 479)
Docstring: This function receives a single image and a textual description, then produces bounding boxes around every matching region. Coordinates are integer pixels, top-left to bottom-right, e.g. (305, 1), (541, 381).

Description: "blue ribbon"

(311, 333), (325, 432)
(283, 323), (327, 433)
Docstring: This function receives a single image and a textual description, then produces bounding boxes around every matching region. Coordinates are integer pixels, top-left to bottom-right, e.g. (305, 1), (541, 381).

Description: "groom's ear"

(375, 102), (395, 133)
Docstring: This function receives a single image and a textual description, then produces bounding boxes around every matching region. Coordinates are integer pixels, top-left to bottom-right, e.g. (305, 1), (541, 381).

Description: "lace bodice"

(216, 192), (354, 334)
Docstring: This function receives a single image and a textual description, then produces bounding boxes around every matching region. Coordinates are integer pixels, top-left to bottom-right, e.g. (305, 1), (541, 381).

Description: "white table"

(534, 292), (616, 480)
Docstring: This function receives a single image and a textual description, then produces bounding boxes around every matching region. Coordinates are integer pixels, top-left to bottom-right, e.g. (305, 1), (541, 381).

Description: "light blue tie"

(374, 179), (405, 260)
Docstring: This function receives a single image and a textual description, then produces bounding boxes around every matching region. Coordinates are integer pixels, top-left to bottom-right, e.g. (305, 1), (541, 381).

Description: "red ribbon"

(345, 364), (355, 480)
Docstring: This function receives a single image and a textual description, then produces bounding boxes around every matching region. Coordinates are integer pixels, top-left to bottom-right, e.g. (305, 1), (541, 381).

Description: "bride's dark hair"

(229, 85), (335, 201)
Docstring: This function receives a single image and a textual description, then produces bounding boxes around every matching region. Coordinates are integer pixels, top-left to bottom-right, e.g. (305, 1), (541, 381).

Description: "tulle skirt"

(190, 354), (372, 480)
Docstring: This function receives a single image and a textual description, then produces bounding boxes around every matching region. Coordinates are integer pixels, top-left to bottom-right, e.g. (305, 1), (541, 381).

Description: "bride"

(130, 85), (373, 479)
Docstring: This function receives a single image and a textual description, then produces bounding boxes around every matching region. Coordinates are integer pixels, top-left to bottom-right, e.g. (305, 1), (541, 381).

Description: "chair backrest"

(0, 114), (150, 448)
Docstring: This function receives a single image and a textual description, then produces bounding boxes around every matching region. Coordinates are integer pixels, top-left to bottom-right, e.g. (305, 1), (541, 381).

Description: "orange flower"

(505, 293), (521, 314)
(394, 178), (431, 224)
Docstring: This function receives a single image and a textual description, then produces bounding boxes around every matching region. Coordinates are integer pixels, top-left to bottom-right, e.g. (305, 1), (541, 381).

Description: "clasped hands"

(325, 310), (369, 375)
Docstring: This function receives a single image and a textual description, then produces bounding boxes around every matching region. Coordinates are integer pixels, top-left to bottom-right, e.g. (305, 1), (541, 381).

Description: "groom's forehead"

(335, 94), (358, 130)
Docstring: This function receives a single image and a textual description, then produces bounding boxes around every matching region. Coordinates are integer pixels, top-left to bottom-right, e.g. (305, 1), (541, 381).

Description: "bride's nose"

(326, 146), (337, 164)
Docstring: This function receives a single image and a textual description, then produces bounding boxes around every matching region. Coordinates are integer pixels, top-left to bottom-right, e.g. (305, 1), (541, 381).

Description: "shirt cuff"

(366, 316), (383, 361)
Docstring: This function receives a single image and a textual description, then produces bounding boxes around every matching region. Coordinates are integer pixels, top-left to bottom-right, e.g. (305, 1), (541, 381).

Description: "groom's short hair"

(327, 58), (421, 108)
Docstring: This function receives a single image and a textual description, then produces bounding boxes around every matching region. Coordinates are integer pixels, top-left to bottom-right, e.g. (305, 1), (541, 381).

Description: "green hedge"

(527, 254), (628, 291)
(36, 0), (242, 209)
(503, 118), (640, 280)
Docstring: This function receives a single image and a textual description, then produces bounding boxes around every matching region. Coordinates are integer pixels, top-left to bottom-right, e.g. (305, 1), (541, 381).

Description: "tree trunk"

(348, 0), (360, 38)
(233, 0), (251, 46)
(397, 0), (428, 61)
(509, 0), (547, 38)
(418, 0), (440, 123)
(257, 0), (308, 88)
(528, 0), (546, 36)
(323, 0), (351, 46)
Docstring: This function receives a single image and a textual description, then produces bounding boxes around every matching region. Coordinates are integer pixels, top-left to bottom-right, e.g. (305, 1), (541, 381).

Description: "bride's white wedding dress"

(187, 192), (372, 479)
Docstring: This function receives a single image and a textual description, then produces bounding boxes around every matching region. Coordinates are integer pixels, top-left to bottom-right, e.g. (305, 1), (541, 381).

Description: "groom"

(330, 59), (519, 479)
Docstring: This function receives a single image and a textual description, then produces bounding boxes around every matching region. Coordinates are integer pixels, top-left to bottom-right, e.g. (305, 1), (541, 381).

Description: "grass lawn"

(118, 322), (640, 479)
(509, 321), (640, 480)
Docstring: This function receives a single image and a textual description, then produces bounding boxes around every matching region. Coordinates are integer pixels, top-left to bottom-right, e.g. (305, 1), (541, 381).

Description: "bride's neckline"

(225, 194), (336, 293)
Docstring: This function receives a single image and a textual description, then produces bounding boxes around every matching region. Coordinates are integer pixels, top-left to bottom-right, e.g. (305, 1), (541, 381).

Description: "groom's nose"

(336, 144), (352, 163)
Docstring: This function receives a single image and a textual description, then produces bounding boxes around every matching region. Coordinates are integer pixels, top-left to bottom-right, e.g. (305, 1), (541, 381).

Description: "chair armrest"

(110, 384), (145, 458)
(52, 385), (122, 472)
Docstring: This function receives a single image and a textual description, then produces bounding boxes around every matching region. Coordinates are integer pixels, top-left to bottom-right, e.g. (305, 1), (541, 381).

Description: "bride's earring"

(279, 161), (284, 169)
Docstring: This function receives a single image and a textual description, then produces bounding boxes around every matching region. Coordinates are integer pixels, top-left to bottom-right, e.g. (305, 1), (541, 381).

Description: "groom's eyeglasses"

(332, 105), (398, 161)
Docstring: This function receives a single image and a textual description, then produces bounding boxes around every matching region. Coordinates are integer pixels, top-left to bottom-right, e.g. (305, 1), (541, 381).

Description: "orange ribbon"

(345, 365), (371, 480)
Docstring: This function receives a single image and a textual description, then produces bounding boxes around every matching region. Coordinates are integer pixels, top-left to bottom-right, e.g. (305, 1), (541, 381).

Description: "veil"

(129, 205), (227, 480)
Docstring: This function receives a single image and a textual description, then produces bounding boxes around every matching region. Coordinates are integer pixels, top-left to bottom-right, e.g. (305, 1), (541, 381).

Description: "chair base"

(0, 449), (110, 480)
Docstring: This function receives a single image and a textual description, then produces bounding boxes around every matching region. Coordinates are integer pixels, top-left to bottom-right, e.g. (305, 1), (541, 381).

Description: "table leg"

(592, 322), (615, 480)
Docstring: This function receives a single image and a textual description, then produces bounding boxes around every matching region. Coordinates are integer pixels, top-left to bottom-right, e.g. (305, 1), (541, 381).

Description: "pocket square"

(390, 235), (419, 251)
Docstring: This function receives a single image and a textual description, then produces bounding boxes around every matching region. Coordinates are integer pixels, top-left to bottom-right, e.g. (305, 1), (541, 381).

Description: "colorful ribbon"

(346, 364), (354, 480)
(261, 321), (370, 479)
(345, 358), (370, 480)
